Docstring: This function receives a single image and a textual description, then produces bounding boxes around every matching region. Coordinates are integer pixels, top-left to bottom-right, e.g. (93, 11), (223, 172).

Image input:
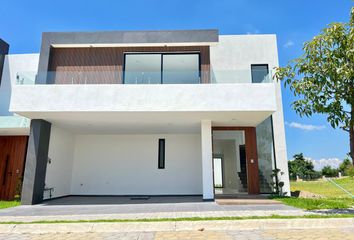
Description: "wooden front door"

(0, 136), (28, 200)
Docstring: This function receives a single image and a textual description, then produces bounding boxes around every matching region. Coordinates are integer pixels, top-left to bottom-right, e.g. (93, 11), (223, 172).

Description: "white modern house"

(3, 30), (290, 205)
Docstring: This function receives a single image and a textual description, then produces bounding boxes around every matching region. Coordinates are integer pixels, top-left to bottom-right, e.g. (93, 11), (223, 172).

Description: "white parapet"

(10, 83), (276, 113)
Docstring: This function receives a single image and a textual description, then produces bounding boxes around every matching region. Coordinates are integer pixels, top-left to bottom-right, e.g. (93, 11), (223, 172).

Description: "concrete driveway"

(0, 196), (305, 222)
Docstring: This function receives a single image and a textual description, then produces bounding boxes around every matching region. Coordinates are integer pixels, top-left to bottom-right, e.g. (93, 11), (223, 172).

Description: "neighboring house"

(0, 39), (32, 201)
(5, 29), (289, 205)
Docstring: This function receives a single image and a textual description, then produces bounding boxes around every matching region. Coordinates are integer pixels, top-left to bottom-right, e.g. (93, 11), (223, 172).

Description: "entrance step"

(215, 198), (281, 205)
(215, 194), (269, 199)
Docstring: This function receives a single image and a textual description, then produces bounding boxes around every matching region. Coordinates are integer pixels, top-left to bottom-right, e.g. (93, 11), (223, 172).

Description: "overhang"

(10, 83), (277, 133)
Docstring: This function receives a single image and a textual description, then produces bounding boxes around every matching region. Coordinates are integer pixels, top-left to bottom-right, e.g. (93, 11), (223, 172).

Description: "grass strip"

(0, 201), (20, 210)
(1, 214), (354, 225)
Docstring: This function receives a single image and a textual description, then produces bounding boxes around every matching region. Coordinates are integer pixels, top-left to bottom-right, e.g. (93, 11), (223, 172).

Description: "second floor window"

(251, 64), (269, 83)
(124, 53), (200, 84)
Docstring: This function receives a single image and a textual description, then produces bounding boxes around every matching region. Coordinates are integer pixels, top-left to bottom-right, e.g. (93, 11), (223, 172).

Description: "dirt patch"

(291, 190), (323, 199)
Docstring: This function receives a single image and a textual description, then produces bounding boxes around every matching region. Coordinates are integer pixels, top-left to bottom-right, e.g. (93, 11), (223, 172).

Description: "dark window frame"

(123, 52), (201, 84)
(251, 64), (269, 83)
(158, 138), (165, 169)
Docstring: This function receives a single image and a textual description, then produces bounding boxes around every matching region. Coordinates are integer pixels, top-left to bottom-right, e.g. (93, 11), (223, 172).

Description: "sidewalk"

(0, 218), (354, 240)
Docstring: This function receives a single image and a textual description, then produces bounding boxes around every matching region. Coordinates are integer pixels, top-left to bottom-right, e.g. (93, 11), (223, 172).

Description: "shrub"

(321, 165), (339, 177)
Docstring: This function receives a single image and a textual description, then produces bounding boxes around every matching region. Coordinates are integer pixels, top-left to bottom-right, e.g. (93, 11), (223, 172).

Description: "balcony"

(15, 69), (273, 85)
(10, 69), (277, 130)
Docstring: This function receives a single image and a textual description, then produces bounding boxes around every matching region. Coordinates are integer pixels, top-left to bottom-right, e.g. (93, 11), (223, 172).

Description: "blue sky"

(1, 0), (352, 168)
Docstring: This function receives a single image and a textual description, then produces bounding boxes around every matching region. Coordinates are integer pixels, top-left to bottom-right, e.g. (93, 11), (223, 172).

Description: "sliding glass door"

(124, 53), (200, 84)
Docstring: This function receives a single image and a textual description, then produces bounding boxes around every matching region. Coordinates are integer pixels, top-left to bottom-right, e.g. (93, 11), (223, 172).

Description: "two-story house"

(3, 29), (290, 205)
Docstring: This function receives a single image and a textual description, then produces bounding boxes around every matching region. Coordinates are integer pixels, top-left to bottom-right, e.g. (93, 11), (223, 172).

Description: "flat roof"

(42, 29), (219, 46)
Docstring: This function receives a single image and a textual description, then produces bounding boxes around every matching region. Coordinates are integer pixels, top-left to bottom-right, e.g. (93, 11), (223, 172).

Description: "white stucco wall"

(0, 54), (39, 116)
(210, 35), (279, 74)
(45, 125), (75, 199)
(70, 134), (202, 195)
(211, 35), (290, 195)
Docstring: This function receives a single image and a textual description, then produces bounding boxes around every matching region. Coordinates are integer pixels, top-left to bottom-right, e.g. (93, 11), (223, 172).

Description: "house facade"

(3, 29), (289, 204)
(0, 39), (30, 201)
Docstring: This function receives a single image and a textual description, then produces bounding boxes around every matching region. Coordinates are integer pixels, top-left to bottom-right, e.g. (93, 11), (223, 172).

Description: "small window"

(158, 139), (165, 169)
(251, 64), (269, 83)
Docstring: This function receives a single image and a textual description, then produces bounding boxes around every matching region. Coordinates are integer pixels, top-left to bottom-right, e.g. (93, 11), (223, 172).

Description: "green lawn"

(290, 177), (354, 198)
(275, 197), (354, 210)
(274, 177), (354, 210)
(0, 201), (20, 210)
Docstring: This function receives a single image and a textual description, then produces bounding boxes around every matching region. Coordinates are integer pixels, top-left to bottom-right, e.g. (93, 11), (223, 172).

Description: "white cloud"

(244, 24), (260, 35)
(283, 40), (294, 48)
(285, 121), (326, 131)
(246, 29), (260, 35)
(306, 157), (342, 171)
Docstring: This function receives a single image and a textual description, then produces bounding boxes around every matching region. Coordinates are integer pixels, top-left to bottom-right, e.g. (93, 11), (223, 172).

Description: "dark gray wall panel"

(36, 29), (218, 84)
(21, 120), (51, 205)
(0, 39), (9, 86)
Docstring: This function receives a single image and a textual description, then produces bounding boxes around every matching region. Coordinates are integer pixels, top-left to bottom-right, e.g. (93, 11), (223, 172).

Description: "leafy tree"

(339, 156), (352, 174)
(275, 7), (354, 164)
(321, 165), (339, 177)
(345, 165), (354, 177)
(288, 153), (321, 180)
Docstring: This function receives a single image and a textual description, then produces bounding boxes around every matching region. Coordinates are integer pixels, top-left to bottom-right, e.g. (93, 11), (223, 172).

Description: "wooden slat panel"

(48, 46), (210, 84)
(0, 136), (28, 200)
(244, 128), (260, 194)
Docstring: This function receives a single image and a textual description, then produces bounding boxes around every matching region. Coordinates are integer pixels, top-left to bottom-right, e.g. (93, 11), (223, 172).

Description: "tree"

(339, 156), (352, 174)
(321, 165), (339, 178)
(288, 153), (321, 180)
(275, 7), (354, 164)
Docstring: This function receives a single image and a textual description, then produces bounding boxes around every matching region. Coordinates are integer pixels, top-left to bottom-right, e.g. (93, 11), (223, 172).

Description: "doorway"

(213, 156), (223, 188)
(212, 127), (260, 196)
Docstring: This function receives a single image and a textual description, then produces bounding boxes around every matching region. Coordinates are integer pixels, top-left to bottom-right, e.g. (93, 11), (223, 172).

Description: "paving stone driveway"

(1, 228), (354, 240)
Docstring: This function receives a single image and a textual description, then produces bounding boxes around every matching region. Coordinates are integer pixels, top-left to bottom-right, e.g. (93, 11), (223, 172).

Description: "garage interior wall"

(45, 129), (203, 198)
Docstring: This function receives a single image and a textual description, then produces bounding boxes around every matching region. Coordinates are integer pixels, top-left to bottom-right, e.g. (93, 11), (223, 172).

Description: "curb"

(0, 218), (353, 234)
(0, 210), (308, 223)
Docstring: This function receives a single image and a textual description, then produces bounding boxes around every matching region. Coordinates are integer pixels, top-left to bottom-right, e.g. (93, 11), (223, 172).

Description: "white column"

(272, 79), (290, 196)
(201, 120), (214, 200)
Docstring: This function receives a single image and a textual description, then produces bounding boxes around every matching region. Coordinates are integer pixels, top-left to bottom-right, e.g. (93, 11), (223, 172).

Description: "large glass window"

(251, 64), (269, 83)
(124, 53), (200, 84)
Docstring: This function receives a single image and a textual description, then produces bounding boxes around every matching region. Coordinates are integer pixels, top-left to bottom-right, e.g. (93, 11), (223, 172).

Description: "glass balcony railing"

(0, 115), (30, 129)
(15, 69), (273, 85)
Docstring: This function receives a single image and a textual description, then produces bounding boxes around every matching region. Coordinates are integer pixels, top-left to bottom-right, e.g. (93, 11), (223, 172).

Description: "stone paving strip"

(1, 229), (354, 240)
(0, 209), (311, 222)
(1, 218), (354, 234)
